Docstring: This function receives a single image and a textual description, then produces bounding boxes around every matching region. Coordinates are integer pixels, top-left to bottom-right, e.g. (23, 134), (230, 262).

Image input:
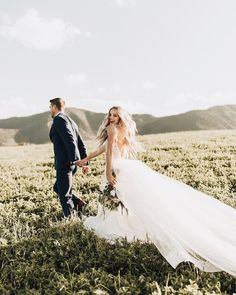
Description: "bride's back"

(107, 125), (129, 159)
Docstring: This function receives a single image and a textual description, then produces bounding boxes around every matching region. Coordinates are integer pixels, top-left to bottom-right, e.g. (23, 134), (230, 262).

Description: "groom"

(49, 97), (90, 217)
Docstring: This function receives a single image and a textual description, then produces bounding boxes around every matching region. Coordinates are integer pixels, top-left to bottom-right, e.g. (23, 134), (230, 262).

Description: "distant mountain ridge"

(0, 104), (235, 145)
(139, 105), (236, 134)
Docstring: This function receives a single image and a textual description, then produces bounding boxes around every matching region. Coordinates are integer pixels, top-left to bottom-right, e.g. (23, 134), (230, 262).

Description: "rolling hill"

(0, 104), (235, 145)
(139, 105), (236, 134)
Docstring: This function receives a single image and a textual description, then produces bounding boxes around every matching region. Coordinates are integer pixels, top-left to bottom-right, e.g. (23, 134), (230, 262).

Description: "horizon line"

(0, 103), (235, 120)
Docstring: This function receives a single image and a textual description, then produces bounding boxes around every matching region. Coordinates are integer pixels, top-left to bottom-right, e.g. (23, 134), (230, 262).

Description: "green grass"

(0, 130), (236, 294)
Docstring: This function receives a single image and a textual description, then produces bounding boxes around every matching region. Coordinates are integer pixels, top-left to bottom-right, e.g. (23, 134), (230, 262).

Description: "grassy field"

(0, 130), (236, 294)
(0, 128), (18, 146)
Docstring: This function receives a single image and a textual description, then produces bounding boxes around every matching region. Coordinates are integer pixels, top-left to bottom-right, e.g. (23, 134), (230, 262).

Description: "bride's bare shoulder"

(106, 124), (117, 135)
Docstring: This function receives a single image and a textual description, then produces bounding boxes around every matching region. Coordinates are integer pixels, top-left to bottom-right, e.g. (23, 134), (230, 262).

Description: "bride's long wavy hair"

(96, 106), (143, 158)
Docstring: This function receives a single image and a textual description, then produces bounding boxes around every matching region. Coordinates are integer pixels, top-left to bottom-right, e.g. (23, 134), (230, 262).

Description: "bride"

(75, 106), (236, 277)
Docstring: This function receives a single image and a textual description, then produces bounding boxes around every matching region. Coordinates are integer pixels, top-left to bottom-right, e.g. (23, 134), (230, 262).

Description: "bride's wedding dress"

(84, 144), (236, 277)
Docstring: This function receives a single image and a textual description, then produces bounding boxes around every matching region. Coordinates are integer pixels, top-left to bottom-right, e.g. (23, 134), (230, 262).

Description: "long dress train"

(84, 145), (236, 277)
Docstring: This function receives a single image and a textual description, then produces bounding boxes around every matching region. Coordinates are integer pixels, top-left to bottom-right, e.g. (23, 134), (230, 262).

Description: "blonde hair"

(96, 106), (143, 158)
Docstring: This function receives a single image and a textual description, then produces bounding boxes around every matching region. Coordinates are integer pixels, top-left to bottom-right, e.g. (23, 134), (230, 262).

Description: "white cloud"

(0, 97), (41, 118)
(143, 80), (157, 90)
(113, 85), (121, 93)
(68, 97), (146, 115)
(159, 92), (236, 116)
(65, 73), (88, 85)
(96, 87), (106, 93)
(85, 31), (92, 38)
(0, 8), (81, 50)
(0, 11), (10, 24)
(114, 0), (136, 7)
(96, 85), (121, 94)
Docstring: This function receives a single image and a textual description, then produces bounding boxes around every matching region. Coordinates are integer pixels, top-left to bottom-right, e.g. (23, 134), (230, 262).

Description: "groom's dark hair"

(50, 98), (65, 110)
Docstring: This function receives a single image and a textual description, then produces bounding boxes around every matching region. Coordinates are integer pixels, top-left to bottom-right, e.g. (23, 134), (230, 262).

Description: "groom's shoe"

(75, 199), (86, 216)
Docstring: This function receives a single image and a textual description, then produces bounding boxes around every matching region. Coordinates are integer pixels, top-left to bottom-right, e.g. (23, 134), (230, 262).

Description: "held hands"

(75, 158), (88, 167)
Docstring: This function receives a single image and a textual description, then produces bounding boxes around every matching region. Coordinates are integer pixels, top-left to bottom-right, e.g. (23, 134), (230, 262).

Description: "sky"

(0, 0), (236, 119)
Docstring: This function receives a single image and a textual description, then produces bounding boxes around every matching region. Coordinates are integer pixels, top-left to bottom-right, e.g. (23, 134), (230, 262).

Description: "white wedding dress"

(84, 144), (236, 277)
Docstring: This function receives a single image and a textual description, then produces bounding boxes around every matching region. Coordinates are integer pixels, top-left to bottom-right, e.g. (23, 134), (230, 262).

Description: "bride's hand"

(107, 173), (117, 186)
(82, 166), (91, 174)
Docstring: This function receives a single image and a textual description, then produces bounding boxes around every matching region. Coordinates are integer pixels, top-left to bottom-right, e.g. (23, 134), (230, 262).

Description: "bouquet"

(99, 172), (128, 214)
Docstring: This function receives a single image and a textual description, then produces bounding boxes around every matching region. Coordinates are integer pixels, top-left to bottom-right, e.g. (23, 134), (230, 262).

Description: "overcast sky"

(0, 0), (236, 119)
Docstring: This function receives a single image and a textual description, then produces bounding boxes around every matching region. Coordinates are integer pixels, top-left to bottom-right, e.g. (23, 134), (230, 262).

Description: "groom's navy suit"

(49, 112), (87, 217)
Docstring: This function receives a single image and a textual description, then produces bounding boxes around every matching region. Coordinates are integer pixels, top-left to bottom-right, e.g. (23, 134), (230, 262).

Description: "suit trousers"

(53, 165), (80, 217)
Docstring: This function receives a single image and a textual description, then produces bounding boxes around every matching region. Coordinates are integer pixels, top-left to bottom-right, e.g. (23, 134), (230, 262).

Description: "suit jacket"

(49, 112), (87, 170)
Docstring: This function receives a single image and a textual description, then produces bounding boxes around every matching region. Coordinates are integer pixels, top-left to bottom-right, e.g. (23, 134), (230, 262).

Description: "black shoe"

(75, 199), (86, 216)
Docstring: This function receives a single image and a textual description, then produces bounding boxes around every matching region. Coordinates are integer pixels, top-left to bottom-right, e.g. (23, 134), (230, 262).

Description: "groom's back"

(50, 113), (80, 169)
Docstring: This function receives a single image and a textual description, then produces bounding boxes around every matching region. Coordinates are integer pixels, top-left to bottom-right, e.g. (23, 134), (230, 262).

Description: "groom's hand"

(82, 166), (91, 174)
(74, 157), (88, 167)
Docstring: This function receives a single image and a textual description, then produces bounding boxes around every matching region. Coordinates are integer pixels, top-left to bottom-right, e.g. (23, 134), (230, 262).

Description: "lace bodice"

(105, 140), (129, 159)
(112, 143), (129, 159)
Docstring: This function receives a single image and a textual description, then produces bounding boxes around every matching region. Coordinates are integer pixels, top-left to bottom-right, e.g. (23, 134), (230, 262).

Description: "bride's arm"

(74, 145), (106, 166)
(106, 125), (117, 186)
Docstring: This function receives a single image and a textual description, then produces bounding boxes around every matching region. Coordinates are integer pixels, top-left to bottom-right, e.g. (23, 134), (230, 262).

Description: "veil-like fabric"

(84, 144), (236, 277)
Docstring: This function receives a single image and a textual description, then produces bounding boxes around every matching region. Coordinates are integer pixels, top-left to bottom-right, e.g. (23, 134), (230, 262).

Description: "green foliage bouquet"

(99, 172), (128, 214)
